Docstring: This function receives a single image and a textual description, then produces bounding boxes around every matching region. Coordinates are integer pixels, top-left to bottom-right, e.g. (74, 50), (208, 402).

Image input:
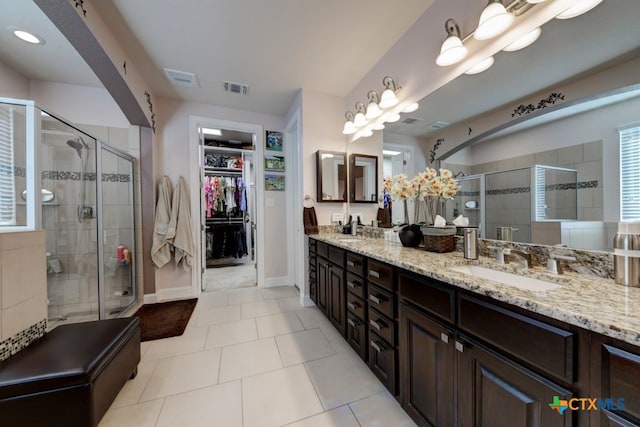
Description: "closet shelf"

(204, 167), (243, 174)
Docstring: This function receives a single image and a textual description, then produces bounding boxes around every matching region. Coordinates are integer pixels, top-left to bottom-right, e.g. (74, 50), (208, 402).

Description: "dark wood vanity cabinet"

(316, 257), (329, 315)
(346, 252), (368, 361)
(308, 240), (317, 304)
(315, 245), (346, 337)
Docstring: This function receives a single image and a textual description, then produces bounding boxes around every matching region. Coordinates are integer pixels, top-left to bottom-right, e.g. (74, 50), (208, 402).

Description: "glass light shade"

(474, 2), (514, 40)
(379, 88), (399, 109)
(503, 27), (541, 52)
(436, 35), (468, 66)
(526, 0), (546, 3)
(402, 102), (419, 113)
(365, 101), (383, 119)
(556, 0), (603, 19)
(342, 121), (356, 135)
(465, 56), (495, 75)
(384, 112), (401, 123)
(353, 112), (367, 128)
(13, 29), (44, 44)
(372, 122), (385, 131)
(361, 129), (374, 138)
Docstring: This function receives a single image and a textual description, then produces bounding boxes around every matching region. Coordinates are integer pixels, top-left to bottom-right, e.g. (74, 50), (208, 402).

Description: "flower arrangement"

(383, 173), (415, 225)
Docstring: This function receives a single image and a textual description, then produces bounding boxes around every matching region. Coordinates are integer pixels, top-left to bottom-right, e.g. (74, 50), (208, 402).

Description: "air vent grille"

(429, 121), (450, 130)
(163, 68), (199, 87)
(223, 81), (249, 95)
(401, 117), (420, 125)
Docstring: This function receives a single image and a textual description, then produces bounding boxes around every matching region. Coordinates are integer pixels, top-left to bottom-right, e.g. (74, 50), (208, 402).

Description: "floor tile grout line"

(153, 397), (167, 427)
(302, 359), (330, 412)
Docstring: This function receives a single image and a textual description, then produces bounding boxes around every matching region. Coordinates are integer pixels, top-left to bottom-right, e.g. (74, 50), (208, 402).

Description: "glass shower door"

(100, 145), (136, 318)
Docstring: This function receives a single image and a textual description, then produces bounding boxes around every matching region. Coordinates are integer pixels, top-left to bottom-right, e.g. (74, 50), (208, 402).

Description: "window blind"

(620, 125), (640, 221)
(0, 105), (15, 226)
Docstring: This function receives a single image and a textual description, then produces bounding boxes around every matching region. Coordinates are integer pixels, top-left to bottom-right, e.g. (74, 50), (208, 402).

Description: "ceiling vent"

(401, 117), (421, 125)
(429, 121), (450, 130)
(163, 68), (199, 88)
(223, 81), (249, 95)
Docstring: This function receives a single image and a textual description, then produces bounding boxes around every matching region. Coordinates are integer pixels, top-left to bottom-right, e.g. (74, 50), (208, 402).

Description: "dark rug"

(133, 298), (198, 342)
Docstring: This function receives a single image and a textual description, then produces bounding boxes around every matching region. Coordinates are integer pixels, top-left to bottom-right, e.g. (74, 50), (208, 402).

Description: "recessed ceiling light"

(9, 27), (45, 45)
(383, 150), (402, 156)
(201, 127), (222, 136)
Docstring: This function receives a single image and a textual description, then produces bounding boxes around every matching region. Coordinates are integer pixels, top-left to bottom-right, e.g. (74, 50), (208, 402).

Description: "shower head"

(66, 137), (88, 158)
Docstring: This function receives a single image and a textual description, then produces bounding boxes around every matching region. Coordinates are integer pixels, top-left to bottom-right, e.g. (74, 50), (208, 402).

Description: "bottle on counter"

(614, 222), (640, 287)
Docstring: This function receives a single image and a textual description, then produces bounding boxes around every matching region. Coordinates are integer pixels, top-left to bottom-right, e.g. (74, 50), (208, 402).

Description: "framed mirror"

(349, 153), (378, 203)
(316, 150), (346, 202)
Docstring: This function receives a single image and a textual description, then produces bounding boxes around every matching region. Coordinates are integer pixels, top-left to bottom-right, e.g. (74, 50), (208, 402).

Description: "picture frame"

(264, 155), (285, 172)
(265, 173), (285, 191)
(266, 130), (283, 152)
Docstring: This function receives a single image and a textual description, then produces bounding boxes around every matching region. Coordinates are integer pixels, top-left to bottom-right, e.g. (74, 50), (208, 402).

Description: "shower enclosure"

(0, 98), (137, 327)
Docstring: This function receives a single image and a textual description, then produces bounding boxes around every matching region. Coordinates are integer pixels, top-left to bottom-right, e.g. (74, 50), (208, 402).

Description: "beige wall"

(0, 61), (29, 99)
(0, 231), (47, 343)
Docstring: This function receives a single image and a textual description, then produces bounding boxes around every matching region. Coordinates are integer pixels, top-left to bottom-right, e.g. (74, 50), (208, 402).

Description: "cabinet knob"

(441, 333), (449, 344)
(369, 294), (381, 304)
(347, 301), (358, 311)
(347, 260), (356, 267)
(455, 341), (464, 353)
(347, 318), (359, 328)
(369, 270), (381, 278)
(370, 341), (384, 353)
(347, 281), (358, 289)
(370, 319), (383, 331)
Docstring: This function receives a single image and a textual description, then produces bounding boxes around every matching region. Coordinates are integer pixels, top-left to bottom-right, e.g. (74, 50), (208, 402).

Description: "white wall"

(0, 61), (29, 99)
(383, 132), (428, 174)
(155, 97), (287, 290)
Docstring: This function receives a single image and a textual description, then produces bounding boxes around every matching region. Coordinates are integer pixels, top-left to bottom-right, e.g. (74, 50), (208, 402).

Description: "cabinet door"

(457, 337), (573, 427)
(399, 303), (455, 427)
(369, 331), (397, 395)
(591, 341), (640, 426)
(328, 265), (346, 337)
(316, 259), (329, 315)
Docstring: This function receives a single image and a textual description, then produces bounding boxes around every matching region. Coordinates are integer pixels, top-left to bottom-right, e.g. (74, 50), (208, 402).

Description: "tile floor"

(204, 264), (256, 291)
(100, 286), (416, 427)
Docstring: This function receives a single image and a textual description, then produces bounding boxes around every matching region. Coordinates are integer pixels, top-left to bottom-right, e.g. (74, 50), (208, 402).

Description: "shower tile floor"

(100, 285), (416, 427)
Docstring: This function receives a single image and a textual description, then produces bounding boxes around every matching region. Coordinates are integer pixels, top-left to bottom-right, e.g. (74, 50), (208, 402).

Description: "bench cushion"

(0, 317), (139, 399)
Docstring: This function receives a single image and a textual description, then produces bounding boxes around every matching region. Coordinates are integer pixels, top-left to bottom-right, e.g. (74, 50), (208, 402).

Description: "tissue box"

(422, 226), (456, 253)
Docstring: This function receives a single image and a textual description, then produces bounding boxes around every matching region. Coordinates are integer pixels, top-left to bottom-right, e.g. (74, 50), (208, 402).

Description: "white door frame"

(188, 115), (265, 294)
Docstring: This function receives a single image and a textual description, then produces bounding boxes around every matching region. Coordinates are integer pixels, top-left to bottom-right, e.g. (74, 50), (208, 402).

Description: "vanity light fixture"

(353, 102), (368, 128)
(502, 27), (542, 51)
(365, 91), (383, 119)
(526, 0), (546, 3)
(379, 76), (400, 109)
(402, 102), (420, 113)
(556, 0), (603, 19)
(384, 112), (401, 123)
(436, 19), (468, 66)
(9, 27), (45, 45)
(361, 129), (374, 138)
(342, 112), (357, 135)
(465, 56), (495, 74)
(474, 0), (514, 40)
(372, 122), (385, 131)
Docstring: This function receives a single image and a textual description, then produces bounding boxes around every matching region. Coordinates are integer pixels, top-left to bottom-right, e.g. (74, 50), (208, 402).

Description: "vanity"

(308, 234), (640, 427)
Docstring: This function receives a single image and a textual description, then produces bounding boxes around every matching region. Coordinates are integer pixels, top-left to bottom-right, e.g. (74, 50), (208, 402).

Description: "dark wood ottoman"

(0, 317), (140, 427)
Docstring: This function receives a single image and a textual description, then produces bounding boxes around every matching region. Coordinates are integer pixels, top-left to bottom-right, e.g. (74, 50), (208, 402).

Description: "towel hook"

(303, 195), (316, 208)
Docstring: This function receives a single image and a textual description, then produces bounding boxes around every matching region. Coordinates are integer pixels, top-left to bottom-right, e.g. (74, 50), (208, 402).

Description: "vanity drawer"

(308, 254), (317, 270)
(316, 242), (328, 259)
(328, 246), (345, 267)
(367, 260), (394, 291)
(309, 239), (317, 254)
(347, 293), (366, 321)
(347, 313), (368, 362)
(368, 306), (395, 346)
(369, 331), (397, 395)
(368, 284), (395, 320)
(399, 271), (455, 323)
(458, 294), (575, 382)
(346, 272), (366, 299)
(346, 252), (366, 277)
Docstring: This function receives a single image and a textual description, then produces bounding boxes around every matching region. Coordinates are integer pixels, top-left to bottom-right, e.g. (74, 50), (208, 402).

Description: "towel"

(377, 207), (391, 228)
(170, 176), (194, 271)
(151, 176), (174, 268)
(303, 207), (319, 235)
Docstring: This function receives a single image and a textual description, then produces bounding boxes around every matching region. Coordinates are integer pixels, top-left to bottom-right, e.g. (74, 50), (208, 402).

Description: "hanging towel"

(170, 176), (194, 271)
(377, 207), (392, 228)
(151, 176), (174, 268)
(303, 206), (319, 235)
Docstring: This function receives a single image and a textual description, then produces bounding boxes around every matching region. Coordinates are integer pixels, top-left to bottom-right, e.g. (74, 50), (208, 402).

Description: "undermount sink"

(448, 265), (562, 292)
(337, 237), (363, 243)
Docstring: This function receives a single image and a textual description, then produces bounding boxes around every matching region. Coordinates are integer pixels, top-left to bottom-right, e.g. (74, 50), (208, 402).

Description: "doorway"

(188, 117), (265, 295)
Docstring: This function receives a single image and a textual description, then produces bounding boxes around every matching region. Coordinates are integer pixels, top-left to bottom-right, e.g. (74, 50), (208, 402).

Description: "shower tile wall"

(485, 168), (531, 243)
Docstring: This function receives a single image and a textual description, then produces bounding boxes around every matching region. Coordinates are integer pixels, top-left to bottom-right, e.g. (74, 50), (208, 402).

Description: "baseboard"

(143, 286), (195, 304)
(302, 296), (315, 307)
(262, 275), (293, 288)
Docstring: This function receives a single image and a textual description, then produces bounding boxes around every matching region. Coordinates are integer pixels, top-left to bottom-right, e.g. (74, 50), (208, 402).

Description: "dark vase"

(398, 224), (423, 247)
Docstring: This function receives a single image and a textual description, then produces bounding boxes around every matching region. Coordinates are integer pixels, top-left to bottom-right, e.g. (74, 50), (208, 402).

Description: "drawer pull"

(347, 301), (359, 311)
(369, 270), (381, 278)
(370, 319), (383, 331)
(369, 294), (381, 304)
(441, 333), (449, 344)
(347, 318), (359, 328)
(370, 341), (384, 353)
(455, 341), (464, 353)
(347, 260), (356, 267)
(347, 281), (358, 289)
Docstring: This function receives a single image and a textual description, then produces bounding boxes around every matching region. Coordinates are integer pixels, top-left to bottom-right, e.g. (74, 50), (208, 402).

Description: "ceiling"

(384, 0), (640, 139)
(0, 0), (435, 117)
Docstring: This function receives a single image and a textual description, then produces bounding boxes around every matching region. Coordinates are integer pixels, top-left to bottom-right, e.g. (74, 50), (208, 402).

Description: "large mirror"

(383, 0), (640, 252)
(349, 153), (378, 203)
(316, 150), (346, 202)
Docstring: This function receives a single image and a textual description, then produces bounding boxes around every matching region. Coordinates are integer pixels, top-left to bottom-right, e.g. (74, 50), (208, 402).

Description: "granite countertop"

(310, 233), (640, 347)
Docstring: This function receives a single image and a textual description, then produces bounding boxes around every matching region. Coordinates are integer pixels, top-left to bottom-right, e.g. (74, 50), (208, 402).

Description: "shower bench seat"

(0, 317), (140, 427)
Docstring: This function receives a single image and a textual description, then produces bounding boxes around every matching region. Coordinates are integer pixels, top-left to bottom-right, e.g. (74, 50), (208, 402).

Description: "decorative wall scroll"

(429, 138), (444, 164)
(144, 91), (157, 133)
(73, 0), (87, 17)
(511, 92), (566, 118)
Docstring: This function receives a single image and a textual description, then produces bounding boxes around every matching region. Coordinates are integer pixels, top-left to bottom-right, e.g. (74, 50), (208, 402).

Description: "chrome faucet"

(546, 253), (577, 275)
(486, 246), (506, 264)
(503, 248), (533, 269)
